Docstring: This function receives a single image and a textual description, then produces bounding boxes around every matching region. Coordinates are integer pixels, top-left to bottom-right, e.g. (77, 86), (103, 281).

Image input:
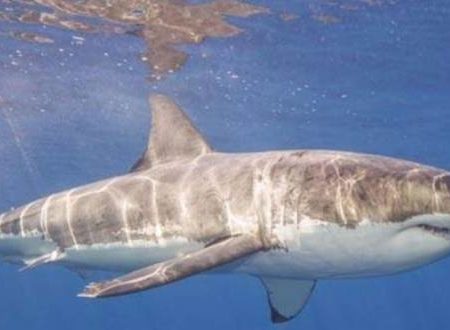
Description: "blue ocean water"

(0, 0), (449, 329)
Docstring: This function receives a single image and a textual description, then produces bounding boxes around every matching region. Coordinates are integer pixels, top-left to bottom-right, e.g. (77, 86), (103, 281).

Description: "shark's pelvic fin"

(131, 94), (212, 171)
(20, 250), (63, 271)
(260, 277), (316, 323)
(78, 234), (264, 298)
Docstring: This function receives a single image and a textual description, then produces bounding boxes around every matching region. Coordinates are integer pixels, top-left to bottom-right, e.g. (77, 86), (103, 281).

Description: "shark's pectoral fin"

(78, 234), (264, 298)
(260, 277), (316, 323)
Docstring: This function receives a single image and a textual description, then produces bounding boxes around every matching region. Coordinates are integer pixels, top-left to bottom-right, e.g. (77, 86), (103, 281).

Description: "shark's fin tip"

(270, 308), (291, 323)
(78, 283), (101, 298)
(77, 292), (95, 298)
(260, 277), (316, 324)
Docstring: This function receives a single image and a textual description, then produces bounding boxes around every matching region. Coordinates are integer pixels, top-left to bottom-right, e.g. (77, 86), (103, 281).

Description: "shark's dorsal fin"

(260, 277), (316, 323)
(130, 94), (212, 171)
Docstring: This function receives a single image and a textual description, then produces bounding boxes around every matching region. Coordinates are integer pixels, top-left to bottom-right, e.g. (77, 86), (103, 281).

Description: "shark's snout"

(396, 171), (450, 238)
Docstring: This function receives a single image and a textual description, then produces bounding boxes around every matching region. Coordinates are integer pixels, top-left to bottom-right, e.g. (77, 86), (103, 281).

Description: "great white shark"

(1, 94), (450, 322)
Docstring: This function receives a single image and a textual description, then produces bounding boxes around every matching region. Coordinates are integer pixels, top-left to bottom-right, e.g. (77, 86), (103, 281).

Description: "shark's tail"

(0, 201), (57, 266)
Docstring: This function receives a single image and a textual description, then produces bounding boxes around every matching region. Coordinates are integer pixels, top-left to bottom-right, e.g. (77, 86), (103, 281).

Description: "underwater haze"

(0, 0), (450, 329)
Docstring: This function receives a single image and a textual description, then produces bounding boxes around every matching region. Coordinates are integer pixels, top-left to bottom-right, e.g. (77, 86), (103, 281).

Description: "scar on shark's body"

(1, 94), (450, 323)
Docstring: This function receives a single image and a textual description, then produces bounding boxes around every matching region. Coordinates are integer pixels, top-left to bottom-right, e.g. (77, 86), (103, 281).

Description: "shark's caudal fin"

(130, 94), (212, 171)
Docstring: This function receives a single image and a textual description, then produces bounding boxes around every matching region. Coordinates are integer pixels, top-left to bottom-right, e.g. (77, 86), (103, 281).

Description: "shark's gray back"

(3, 149), (449, 252)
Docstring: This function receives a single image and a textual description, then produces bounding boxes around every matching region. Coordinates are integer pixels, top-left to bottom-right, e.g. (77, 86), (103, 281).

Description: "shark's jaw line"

(417, 224), (450, 239)
(406, 213), (450, 240)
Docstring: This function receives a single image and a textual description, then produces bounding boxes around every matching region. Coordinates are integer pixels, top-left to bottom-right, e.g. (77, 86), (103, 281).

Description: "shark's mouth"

(417, 224), (450, 239)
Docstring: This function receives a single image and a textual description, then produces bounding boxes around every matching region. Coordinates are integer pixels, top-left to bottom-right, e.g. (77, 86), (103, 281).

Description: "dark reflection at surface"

(0, 0), (400, 79)
(309, 0), (397, 24)
(0, 0), (268, 78)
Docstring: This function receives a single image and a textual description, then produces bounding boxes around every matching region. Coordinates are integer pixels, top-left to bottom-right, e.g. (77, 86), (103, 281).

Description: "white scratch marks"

(65, 189), (79, 249)
(40, 194), (53, 240)
(432, 174), (448, 212)
(121, 200), (132, 246)
(19, 201), (35, 237)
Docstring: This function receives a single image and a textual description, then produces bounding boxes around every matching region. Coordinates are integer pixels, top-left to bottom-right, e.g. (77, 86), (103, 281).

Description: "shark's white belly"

(60, 239), (204, 272)
(3, 215), (450, 280)
(235, 217), (450, 279)
(0, 234), (203, 272)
